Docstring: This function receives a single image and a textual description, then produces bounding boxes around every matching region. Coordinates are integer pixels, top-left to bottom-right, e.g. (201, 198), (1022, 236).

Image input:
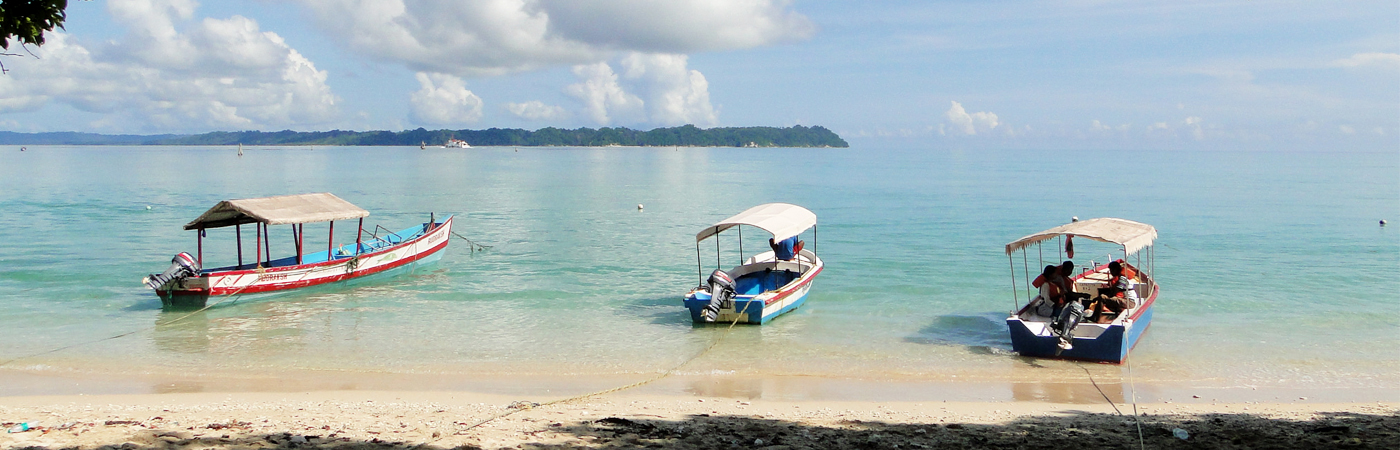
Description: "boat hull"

(684, 252), (822, 325)
(1007, 284), (1157, 363)
(156, 217), (453, 308)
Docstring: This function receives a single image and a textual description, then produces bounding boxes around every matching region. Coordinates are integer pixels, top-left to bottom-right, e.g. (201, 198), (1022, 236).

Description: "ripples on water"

(0, 145), (1395, 395)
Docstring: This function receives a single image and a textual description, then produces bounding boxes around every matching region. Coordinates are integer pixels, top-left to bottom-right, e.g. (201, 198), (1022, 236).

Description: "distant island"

(0, 125), (848, 148)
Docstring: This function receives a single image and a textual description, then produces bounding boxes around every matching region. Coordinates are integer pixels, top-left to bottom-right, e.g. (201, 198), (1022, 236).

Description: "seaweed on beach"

(6, 410), (1394, 450)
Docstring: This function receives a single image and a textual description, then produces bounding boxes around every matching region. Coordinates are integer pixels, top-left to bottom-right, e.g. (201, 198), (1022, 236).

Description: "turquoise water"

(0, 144), (1396, 396)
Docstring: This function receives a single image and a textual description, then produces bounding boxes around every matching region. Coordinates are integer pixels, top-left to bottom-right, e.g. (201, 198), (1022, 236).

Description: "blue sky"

(0, 0), (1394, 150)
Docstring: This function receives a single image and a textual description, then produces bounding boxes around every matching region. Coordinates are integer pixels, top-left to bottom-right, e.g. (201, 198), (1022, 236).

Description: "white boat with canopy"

(1004, 217), (1160, 363)
(143, 193), (453, 308)
(683, 203), (823, 325)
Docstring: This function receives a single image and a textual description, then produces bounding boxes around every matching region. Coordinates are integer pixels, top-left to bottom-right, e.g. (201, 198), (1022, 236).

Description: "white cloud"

(565, 62), (644, 125)
(1331, 52), (1400, 70)
(1091, 120), (1111, 131)
(299, 0), (813, 77)
(504, 100), (568, 121)
(943, 101), (999, 135)
(0, 0), (337, 131)
(561, 53), (718, 126)
(409, 72), (484, 125)
(1339, 125), (1356, 135)
(619, 53), (718, 126)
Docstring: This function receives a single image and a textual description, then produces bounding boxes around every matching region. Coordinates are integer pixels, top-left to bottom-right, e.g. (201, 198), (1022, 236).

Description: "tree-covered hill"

(0, 125), (848, 148)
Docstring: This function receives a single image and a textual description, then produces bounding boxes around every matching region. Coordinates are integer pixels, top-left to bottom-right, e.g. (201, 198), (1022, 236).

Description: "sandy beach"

(2, 389), (1395, 449)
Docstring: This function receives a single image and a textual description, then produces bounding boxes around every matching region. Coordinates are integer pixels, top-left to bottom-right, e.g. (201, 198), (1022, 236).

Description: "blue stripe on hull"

(1123, 300), (1154, 354)
(1007, 301), (1154, 363)
(683, 290), (809, 325)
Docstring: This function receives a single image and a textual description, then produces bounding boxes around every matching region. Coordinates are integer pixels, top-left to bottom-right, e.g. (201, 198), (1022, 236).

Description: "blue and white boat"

(684, 203), (823, 325)
(1004, 218), (1160, 363)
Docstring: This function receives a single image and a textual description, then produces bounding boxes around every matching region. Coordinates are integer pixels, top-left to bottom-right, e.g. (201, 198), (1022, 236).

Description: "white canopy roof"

(695, 203), (816, 243)
(184, 193), (369, 230)
(1005, 217), (1157, 256)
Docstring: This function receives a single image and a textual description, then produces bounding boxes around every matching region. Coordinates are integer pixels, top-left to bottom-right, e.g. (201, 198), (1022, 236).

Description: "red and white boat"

(144, 193), (452, 308)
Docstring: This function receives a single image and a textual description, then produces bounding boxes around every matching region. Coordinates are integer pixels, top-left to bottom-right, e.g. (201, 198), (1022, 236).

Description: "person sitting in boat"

(1052, 261), (1091, 304)
(1031, 261), (1074, 289)
(769, 235), (804, 261)
(1090, 261), (1138, 323)
(1033, 265), (1062, 316)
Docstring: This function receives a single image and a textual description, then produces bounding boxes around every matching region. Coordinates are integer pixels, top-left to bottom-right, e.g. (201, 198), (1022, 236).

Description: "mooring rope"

(450, 231), (492, 252)
(1078, 363), (1125, 417)
(0, 275), (263, 368)
(1126, 345), (1146, 450)
(419, 312), (748, 446)
(1076, 352), (1146, 450)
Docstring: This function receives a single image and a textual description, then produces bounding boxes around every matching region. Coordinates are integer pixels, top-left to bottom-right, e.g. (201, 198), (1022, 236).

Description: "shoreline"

(4, 367), (1395, 405)
(2, 391), (1394, 449)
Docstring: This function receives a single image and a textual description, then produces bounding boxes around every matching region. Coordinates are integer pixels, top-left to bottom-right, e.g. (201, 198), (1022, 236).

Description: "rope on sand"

(1077, 353), (1146, 450)
(1126, 348), (1146, 450)
(1079, 364), (1125, 416)
(417, 313), (748, 447)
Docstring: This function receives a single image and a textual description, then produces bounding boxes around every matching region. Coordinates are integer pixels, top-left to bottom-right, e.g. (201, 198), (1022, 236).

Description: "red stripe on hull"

(763, 264), (823, 306)
(166, 219), (451, 297)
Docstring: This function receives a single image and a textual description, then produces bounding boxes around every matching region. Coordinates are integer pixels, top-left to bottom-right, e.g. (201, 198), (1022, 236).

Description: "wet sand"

(2, 391), (1395, 449)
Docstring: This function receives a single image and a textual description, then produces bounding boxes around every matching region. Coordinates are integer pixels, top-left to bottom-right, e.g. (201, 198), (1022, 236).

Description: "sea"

(1, 144), (1396, 402)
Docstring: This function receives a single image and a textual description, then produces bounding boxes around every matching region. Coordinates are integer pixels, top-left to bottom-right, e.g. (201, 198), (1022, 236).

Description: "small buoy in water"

(146, 205), (152, 210)
(1071, 216), (1079, 222)
(1383, 219), (1389, 226)
(637, 204), (644, 211)
(19, 146), (25, 151)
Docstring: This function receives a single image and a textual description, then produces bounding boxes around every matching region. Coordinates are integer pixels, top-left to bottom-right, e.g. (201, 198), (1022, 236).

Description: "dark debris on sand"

(5, 410), (1397, 449)
(526, 410), (1399, 450)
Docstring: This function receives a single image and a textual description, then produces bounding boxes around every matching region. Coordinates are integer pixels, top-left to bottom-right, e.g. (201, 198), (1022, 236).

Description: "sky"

(0, 0), (1395, 150)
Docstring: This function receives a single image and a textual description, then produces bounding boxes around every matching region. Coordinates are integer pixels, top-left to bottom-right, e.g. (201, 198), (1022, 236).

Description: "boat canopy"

(1004, 217), (1157, 256)
(184, 193), (369, 230)
(695, 203), (816, 243)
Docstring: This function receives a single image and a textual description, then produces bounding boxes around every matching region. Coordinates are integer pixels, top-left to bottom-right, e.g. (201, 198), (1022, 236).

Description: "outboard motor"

(1051, 300), (1085, 353)
(702, 269), (736, 323)
(143, 252), (201, 290)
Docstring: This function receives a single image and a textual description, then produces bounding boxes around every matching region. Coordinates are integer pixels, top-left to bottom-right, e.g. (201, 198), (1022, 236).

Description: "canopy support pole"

(715, 226), (721, 272)
(236, 224), (243, 267)
(798, 230), (804, 273)
(738, 225), (743, 265)
(295, 224), (303, 265)
(328, 221), (335, 258)
(255, 223), (262, 268)
(355, 218), (364, 255)
(197, 229), (203, 267)
(1008, 252), (1018, 313)
(695, 241), (703, 287)
(262, 223), (271, 267)
(1022, 250), (1032, 300)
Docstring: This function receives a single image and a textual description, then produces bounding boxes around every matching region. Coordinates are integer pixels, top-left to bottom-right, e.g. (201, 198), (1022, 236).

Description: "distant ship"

(445, 138), (470, 148)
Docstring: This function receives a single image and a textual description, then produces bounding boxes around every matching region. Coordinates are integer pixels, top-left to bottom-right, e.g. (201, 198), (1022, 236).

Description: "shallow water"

(0, 144), (1395, 397)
